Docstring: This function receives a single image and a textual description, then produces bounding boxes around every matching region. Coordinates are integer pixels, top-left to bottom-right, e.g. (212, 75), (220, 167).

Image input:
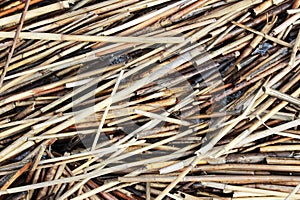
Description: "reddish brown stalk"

(292, 0), (300, 9)
(112, 190), (135, 200)
(1, 161), (32, 190)
(0, 0), (42, 18)
(101, 192), (119, 200)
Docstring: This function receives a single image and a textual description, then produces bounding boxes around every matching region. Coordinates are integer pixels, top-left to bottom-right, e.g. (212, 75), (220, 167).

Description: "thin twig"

(0, 0), (31, 87)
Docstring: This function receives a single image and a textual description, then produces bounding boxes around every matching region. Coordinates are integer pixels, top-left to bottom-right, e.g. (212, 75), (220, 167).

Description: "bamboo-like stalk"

(0, 1), (70, 28)
(91, 70), (124, 150)
(232, 21), (292, 47)
(193, 164), (300, 173)
(0, 162), (32, 190)
(118, 176), (300, 186)
(0, 0), (42, 18)
(200, 0), (263, 20)
(250, 0), (285, 16)
(134, 109), (191, 126)
(0, 0), (30, 87)
(0, 1), (299, 199)
(272, 13), (300, 36)
(233, 17), (277, 67)
(222, 95), (300, 155)
(263, 86), (300, 106)
(289, 29), (300, 67)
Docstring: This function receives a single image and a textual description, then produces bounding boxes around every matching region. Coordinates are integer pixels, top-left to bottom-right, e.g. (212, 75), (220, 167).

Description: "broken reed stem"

(218, 87), (300, 157)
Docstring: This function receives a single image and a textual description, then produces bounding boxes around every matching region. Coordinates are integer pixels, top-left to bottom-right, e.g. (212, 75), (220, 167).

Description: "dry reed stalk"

(0, 1), (70, 28)
(159, 94), (253, 196)
(263, 86), (300, 106)
(289, 29), (300, 67)
(118, 176), (300, 185)
(190, 10), (248, 42)
(194, 164), (300, 173)
(0, 64), (121, 107)
(24, 0), (130, 30)
(272, 13), (300, 36)
(261, 145), (300, 152)
(240, 48), (288, 82)
(267, 157), (300, 165)
(284, 183), (300, 200)
(0, 31), (185, 44)
(0, 0), (42, 18)
(0, 0), (30, 88)
(0, 115), (52, 129)
(0, 1), (299, 199)
(250, 0), (285, 16)
(119, 2), (190, 36)
(251, 64), (300, 118)
(70, 148), (194, 200)
(0, 161), (31, 190)
(27, 141), (190, 194)
(134, 109), (190, 126)
(36, 51), (197, 140)
(207, 13), (250, 50)
(201, 0), (263, 20)
(232, 21), (292, 47)
(101, 0), (190, 36)
(0, 1), (22, 11)
(202, 182), (297, 198)
(287, 8), (300, 14)
(91, 70), (124, 150)
(233, 16), (277, 67)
